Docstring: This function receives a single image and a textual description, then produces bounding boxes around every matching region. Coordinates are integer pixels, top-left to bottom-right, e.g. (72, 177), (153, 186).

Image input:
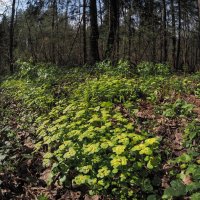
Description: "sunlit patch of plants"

(161, 99), (194, 118)
(1, 60), (200, 199)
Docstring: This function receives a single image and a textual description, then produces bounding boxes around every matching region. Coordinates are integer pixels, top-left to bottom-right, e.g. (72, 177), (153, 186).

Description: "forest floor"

(0, 62), (200, 199)
(0, 91), (87, 199)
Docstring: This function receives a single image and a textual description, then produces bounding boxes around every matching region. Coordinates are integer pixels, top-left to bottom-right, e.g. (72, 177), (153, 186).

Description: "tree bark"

(197, 0), (200, 69)
(162, 0), (168, 62)
(105, 0), (119, 60)
(128, 7), (132, 61)
(170, 0), (176, 70)
(9, 0), (16, 74)
(83, 0), (87, 64)
(89, 0), (100, 64)
(51, 0), (57, 64)
(176, 0), (182, 71)
(151, 1), (156, 63)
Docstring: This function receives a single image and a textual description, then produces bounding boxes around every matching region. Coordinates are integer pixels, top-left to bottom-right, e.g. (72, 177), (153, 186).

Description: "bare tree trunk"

(162, 0), (167, 62)
(9, 0), (16, 74)
(89, 0), (100, 64)
(128, 8), (132, 61)
(25, 17), (37, 62)
(176, 0), (182, 71)
(98, 0), (104, 57)
(105, 0), (119, 60)
(51, 0), (57, 64)
(198, 0), (200, 20)
(83, 0), (87, 64)
(197, 0), (200, 69)
(160, 7), (163, 62)
(170, 0), (176, 70)
(98, 0), (103, 26)
(151, 0), (156, 63)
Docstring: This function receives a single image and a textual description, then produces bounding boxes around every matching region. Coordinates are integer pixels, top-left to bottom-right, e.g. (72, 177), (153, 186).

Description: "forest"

(0, 0), (200, 199)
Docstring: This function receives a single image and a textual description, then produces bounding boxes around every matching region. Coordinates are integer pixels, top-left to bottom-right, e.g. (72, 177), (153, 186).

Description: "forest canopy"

(0, 0), (200, 73)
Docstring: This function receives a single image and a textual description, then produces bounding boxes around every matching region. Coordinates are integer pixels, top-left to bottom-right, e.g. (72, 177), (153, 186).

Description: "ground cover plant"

(0, 61), (200, 199)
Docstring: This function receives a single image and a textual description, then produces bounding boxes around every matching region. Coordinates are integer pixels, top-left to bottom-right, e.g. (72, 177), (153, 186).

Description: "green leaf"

(163, 180), (186, 198)
(147, 157), (160, 169)
(186, 182), (200, 193)
(37, 194), (48, 200)
(142, 179), (153, 192)
(191, 193), (200, 200)
(147, 194), (157, 200)
(177, 153), (193, 163)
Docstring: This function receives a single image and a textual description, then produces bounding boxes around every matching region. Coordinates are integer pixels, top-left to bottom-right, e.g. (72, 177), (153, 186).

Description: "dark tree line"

(0, 0), (200, 73)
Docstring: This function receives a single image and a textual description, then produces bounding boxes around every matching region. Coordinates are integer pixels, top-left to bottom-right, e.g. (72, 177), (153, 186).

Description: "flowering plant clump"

(37, 76), (161, 199)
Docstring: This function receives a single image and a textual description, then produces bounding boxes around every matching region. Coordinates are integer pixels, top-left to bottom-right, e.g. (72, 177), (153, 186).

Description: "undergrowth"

(0, 61), (200, 199)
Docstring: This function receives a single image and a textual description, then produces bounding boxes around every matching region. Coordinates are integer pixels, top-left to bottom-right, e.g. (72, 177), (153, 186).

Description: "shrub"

(96, 60), (132, 77)
(137, 62), (170, 76)
(16, 61), (60, 83)
(162, 99), (194, 118)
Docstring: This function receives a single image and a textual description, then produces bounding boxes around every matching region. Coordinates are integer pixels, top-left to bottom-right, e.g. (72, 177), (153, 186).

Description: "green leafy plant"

(164, 152), (200, 199)
(184, 121), (200, 149)
(37, 194), (49, 200)
(96, 60), (131, 77)
(36, 75), (162, 199)
(38, 103), (161, 198)
(1, 61), (200, 199)
(137, 62), (170, 76)
(162, 99), (194, 118)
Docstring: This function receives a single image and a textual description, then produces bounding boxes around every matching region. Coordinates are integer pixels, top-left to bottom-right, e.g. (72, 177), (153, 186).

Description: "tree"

(176, 0), (182, 71)
(0, 0), (200, 71)
(198, 0), (200, 69)
(83, 0), (87, 64)
(170, 0), (176, 70)
(162, 0), (168, 62)
(89, 0), (100, 64)
(9, 0), (16, 73)
(105, 0), (120, 60)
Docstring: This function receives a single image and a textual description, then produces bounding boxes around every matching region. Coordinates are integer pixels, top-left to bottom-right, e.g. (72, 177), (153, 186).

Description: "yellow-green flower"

(74, 175), (90, 185)
(145, 137), (159, 146)
(120, 173), (126, 181)
(139, 147), (152, 155)
(112, 145), (126, 155)
(83, 143), (99, 154)
(64, 147), (76, 158)
(97, 166), (111, 178)
(78, 165), (92, 174)
(111, 156), (128, 168)
(131, 143), (146, 151)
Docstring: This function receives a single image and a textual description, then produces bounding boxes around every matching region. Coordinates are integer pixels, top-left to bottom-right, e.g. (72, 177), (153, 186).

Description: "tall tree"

(150, 0), (156, 63)
(105, 0), (120, 60)
(9, 0), (16, 73)
(170, 0), (176, 70)
(51, 0), (57, 64)
(1, 0), (200, 71)
(176, 0), (182, 70)
(83, 0), (87, 64)
(89, 0), (100, 64)
(162, 0), (168, 62)
(198, 0), (200, 69)
(128, 2), (133, 61)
